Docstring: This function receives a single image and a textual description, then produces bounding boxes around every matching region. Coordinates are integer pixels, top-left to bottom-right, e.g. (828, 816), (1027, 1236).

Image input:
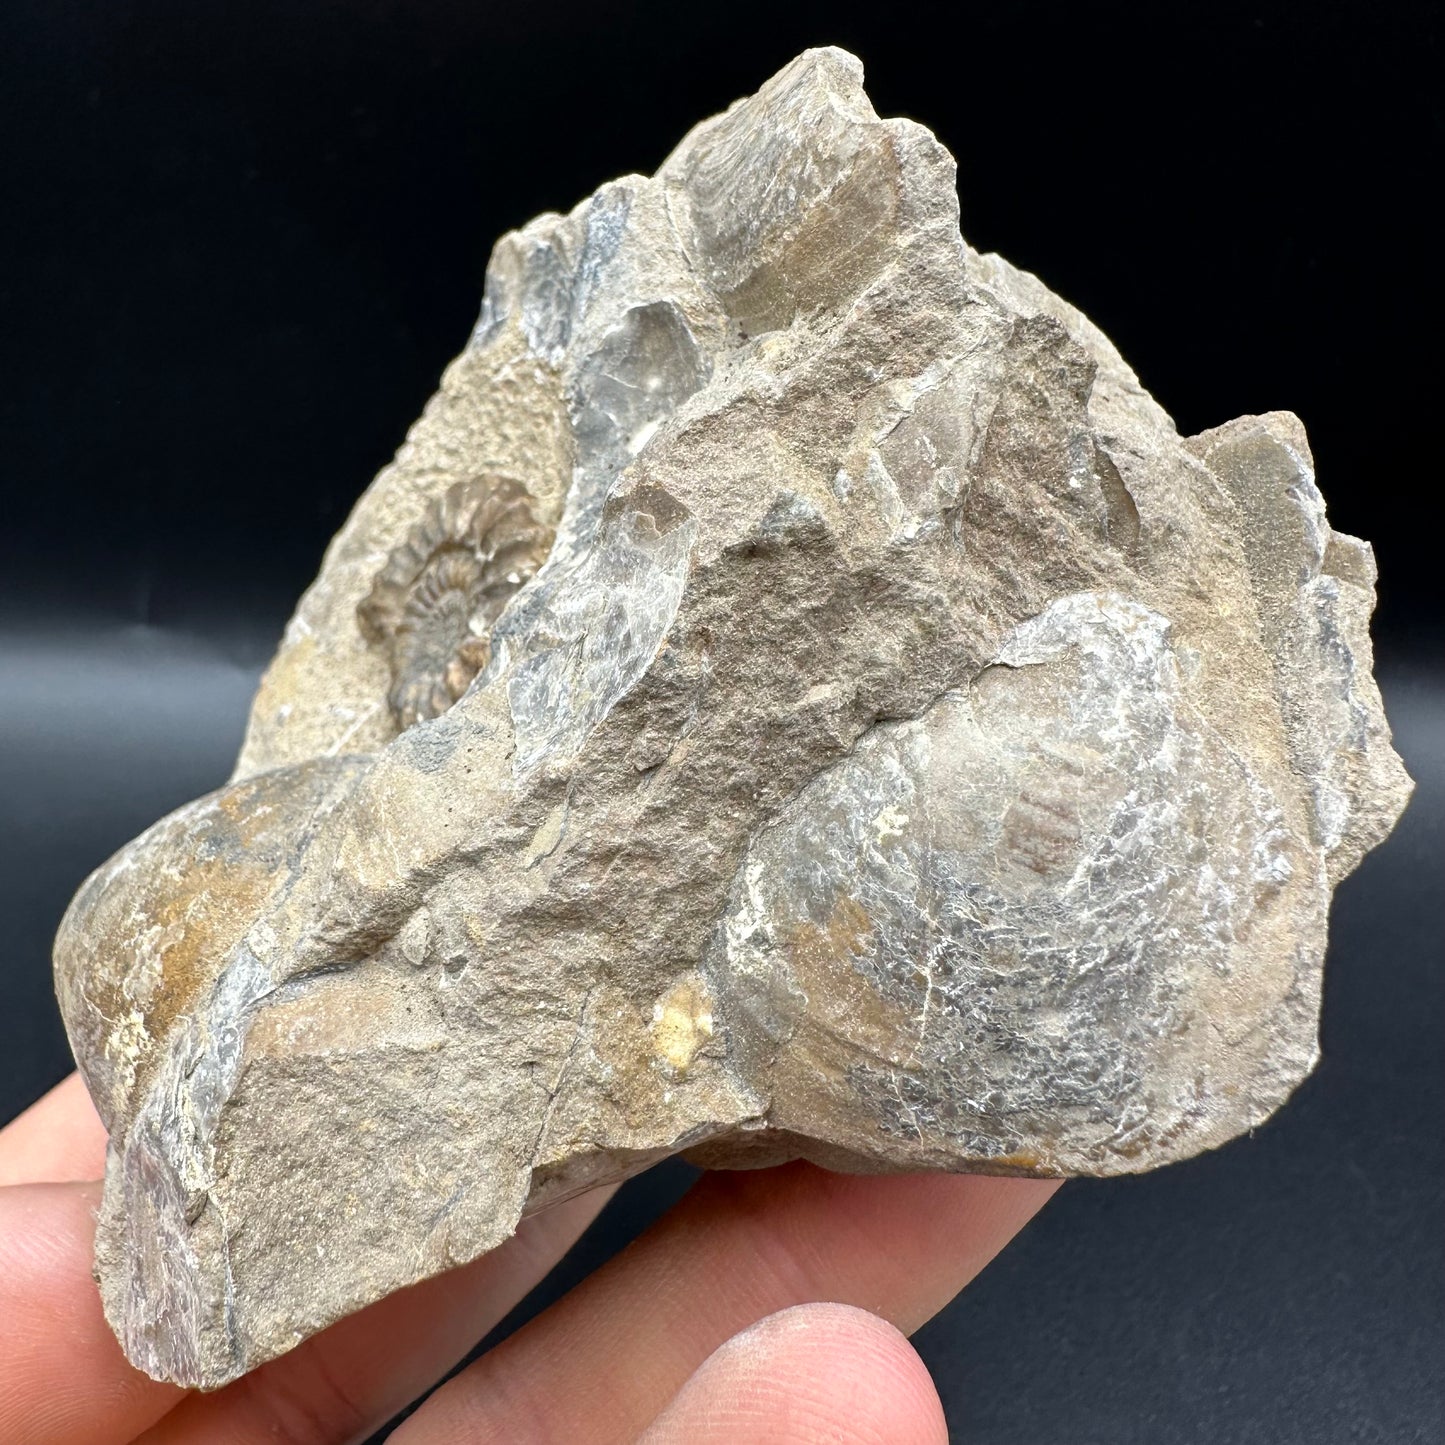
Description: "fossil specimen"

(358, 476), (554, 728)
(53, 48), (1410, 1389)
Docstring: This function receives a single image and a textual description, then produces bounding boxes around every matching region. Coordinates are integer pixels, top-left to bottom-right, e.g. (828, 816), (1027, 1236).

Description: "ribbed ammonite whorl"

(358, 477), (554, 730)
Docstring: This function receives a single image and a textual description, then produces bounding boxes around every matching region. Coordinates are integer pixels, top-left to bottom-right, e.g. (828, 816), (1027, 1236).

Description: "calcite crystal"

(54, 48), (1410, 1388)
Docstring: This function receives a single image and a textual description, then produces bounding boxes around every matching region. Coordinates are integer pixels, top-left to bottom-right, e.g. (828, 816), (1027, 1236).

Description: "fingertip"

(639, 1300), (949, 1445)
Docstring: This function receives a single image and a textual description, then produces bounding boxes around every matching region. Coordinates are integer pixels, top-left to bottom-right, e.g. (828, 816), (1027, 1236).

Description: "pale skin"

(0, 1073), (1057, 1444)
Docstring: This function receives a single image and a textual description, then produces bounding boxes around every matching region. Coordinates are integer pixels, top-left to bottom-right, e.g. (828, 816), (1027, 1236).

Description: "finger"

(637, 1302), (948, 1445)
(0, 1175), (618, 1445)
(133, 1182), (617, 1445)
(0, 1182), (187, 1445)
(396, 1161), (1057, 1444)
(0, 1073), (109, 1186)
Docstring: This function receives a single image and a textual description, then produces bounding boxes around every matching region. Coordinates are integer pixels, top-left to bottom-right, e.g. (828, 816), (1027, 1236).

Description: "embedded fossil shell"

(358, 477), (553, 728)
(51, 49), (1412, 1394)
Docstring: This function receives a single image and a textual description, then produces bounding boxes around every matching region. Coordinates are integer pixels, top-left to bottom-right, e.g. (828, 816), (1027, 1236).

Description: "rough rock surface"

(53, 48), (1411, 1388)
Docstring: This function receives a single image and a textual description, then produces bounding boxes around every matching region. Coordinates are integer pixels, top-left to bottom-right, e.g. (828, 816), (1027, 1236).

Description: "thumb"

(636, 1301), (949, 1444)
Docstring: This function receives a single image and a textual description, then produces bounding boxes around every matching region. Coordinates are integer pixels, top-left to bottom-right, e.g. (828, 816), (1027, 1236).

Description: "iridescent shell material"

(358, 477), (553, 729)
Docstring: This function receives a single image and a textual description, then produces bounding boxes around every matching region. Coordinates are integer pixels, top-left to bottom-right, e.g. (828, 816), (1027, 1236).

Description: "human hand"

(0, 1074), (1056, 1444)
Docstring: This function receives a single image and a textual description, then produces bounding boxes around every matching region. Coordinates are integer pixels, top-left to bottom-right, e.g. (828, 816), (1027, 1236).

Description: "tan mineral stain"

(785, 895), (921, 1064)
(650, 973), (716, 1075)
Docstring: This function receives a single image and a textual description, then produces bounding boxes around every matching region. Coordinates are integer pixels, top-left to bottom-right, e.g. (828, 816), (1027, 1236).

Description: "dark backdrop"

(2, 4), (1440, 1442)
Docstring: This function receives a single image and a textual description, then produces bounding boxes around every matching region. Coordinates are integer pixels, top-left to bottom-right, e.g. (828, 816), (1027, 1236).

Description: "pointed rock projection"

(54, 48), (1411, 1387)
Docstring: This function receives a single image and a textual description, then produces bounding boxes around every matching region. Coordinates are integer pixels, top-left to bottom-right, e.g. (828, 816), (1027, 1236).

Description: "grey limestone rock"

(53, 47), (1411, 1387)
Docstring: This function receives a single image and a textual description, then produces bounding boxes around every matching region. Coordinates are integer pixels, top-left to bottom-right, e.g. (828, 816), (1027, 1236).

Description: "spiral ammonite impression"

(358, 477), (554, 730)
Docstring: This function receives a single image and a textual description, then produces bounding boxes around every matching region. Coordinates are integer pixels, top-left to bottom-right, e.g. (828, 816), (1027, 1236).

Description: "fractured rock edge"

(52, 47), (1411, 1387)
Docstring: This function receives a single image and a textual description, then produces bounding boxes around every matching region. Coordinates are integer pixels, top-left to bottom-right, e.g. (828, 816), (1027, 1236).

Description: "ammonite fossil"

(358, 476), (554, 729)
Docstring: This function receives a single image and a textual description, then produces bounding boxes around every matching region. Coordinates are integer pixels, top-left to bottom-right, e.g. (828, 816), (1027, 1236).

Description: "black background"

(1, 3), (1441, 1441)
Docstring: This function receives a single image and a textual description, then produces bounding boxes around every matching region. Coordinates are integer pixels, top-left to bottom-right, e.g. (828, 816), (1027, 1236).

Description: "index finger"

(0, 1074), (108, 1187)
(395, 1163), (1058, 1444)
